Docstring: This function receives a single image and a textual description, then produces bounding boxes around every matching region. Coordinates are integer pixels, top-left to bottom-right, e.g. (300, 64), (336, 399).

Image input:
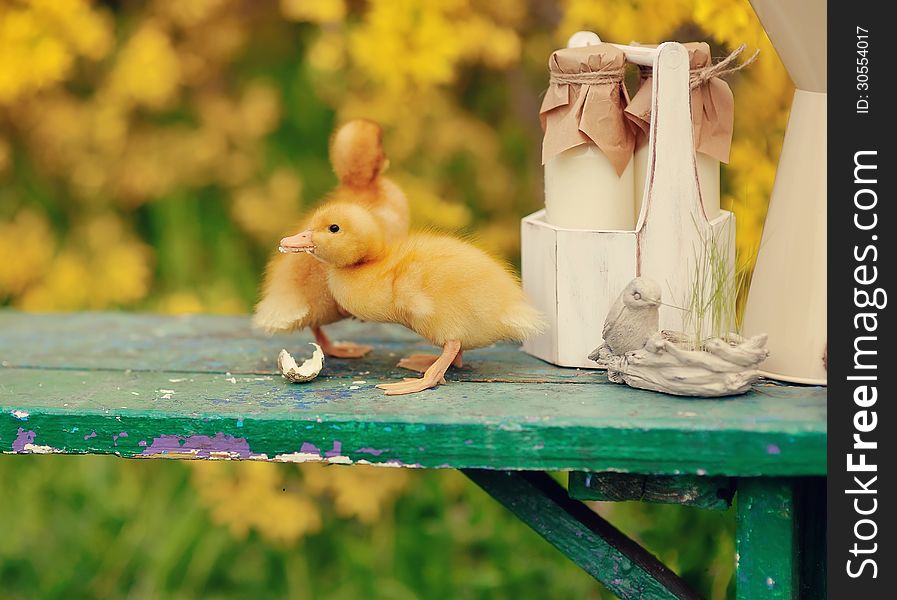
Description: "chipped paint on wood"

(272, 451), (327, 463)
(0, 371), (826, 474)
(21, 443), (62, 454)
(6, 428), (61, 454)
(11, 428), (35, 452)
(140, 433), (258, 459)
(357, 447), (389, 456)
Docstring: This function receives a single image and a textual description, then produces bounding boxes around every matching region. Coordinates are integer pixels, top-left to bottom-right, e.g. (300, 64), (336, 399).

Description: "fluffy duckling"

(253, 120), (409, 358)
(278, 203), (544, 395)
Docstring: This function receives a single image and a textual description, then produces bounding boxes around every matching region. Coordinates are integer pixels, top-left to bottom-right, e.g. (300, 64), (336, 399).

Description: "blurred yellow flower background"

(1, 0), (791, 577)
(1, 0), (790, 315)
(190, 461), (411, 545)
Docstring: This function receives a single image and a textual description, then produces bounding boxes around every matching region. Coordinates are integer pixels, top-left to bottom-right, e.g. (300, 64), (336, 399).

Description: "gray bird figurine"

(588, 277), (662, 360)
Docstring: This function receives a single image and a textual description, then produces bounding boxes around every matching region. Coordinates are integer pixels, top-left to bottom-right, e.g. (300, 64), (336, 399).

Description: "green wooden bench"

(0, 312), (826, 599)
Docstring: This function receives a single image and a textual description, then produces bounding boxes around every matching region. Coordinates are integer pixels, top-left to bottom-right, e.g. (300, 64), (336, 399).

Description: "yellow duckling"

(278, 203), (544, 395)
(253, 120), (409, 358)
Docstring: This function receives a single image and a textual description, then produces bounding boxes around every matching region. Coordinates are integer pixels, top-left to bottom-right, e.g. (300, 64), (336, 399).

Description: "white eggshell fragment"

(278, 344), (324, 383)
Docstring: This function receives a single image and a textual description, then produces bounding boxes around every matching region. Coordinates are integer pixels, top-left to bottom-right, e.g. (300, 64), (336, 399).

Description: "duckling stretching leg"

(312, 326), (373, 359)
(377, 340), (461, 395)
(397, 351), (463, 373)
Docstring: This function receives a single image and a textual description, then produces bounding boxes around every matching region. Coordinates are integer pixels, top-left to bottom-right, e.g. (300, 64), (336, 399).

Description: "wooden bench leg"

(736, 478), (796, 598)
(796, 477), (826, 599)
(463, 469), (702, 600)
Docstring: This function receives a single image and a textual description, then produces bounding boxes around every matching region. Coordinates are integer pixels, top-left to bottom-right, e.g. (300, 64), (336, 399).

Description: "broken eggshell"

(278, 343), (324, 383)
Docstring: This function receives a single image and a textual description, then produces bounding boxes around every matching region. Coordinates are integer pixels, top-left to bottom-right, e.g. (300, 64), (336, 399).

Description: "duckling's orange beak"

(278, 230), (315, 254)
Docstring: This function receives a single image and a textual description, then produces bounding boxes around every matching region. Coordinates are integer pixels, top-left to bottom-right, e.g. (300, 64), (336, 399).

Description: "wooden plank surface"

(0, 312), (592, 383)
(1, 312), (826, 475)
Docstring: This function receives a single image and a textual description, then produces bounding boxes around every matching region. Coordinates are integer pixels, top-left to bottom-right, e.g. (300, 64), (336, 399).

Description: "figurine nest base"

(594, 331), (769, 397)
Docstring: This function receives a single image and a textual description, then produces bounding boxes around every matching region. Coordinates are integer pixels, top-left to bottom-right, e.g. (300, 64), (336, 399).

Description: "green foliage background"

(0, 457), (735, 599)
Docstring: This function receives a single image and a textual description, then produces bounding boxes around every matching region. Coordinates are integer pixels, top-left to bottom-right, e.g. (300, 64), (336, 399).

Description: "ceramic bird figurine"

(588, 277), (662, 360)
(253, 119), (409, 358)
(278, 202), (544, 395)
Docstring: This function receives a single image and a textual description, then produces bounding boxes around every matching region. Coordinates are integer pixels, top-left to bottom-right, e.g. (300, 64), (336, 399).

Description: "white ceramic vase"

(742, 0), (827, 384)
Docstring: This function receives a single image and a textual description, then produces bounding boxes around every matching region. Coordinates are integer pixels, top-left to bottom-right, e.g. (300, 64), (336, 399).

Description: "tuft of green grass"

(680, 218), (756, 350)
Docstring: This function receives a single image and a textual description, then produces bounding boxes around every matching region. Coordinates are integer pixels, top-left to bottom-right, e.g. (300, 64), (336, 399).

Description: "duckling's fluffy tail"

(330, 119), (387, 187)
(501, 302), (546, 342)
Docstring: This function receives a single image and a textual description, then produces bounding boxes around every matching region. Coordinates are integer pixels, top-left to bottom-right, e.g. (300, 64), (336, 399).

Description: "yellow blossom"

(191, 462), (323, 544)
(301, 464), (410, 524)
(155, 291), (205, 314)
(0, 0), (112, 104)
(231, 168), (304, 243)
(0, 209), (56, 298)
(239, 81), (282, 140)
(558, 0), (692, 45)
(0, 9), (73, 103)
(18, 250), (93, 310)
(152, 0), (230, 28)
(470, 220), (521, 260)
(203, 289), (249, 314)
(476, 0), (526, 26)
(307, 31), (347, 73)
(29, 0), (113, 59)
(178, 10), (246, 69)
(348, 0), (521, 93)
(392, 174), (473, 232)
(0, 137), (10, 174)
(16, 214), (153, 310)
(280, 0), (346, 23)
(153, 283), (248, 315)
(107, 22), (181, 110)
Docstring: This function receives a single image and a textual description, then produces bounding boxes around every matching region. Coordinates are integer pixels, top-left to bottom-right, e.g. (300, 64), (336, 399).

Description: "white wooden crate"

(522, 41), (736, 369)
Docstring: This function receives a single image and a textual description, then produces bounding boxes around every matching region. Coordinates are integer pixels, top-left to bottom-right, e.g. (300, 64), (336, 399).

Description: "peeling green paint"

(0, 312), (825, 475)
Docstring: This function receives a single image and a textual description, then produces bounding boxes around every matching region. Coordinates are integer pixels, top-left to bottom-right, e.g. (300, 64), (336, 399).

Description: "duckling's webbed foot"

(313, 326), (372, 359)
(397, 352), (463, 373)
(327, 342), (373, 358)
(378, 340), (461, 396)
(397, 354), (438, 372)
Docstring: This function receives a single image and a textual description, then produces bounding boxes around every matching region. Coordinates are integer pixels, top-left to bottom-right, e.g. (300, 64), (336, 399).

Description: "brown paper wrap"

(540, 44), (634, 176)
(625, 42), (735, 164)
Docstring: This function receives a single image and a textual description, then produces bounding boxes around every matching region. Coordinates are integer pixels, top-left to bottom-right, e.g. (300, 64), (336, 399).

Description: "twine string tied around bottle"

(638, 44), (760, 89)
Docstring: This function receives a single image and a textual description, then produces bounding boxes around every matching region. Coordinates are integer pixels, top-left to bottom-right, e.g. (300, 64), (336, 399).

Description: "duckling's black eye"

(328, 224), (340, 233)
(633, 292), (641, 300)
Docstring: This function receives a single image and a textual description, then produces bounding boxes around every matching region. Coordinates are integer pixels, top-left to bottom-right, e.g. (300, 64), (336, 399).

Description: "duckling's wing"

(252, 253), (319, 334)
(253, 290), (312, 334)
